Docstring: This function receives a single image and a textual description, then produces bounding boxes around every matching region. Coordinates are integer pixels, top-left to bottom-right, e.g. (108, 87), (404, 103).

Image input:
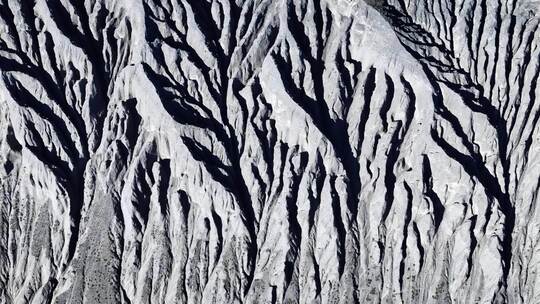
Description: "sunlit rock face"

(0, 0), (539, 303)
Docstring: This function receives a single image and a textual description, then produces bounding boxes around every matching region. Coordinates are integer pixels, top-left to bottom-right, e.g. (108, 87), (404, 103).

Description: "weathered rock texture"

(0, 0), (539, 303)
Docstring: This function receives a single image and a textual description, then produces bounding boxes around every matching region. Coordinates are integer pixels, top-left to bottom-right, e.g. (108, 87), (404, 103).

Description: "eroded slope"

(0, 0), (539, 303)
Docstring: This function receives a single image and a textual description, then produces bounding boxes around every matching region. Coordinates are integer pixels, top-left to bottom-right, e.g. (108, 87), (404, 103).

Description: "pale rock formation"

(0, 0), (539, 303)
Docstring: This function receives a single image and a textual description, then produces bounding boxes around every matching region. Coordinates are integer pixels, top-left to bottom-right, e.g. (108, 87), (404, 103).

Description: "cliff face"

(0, 0), (539, 303)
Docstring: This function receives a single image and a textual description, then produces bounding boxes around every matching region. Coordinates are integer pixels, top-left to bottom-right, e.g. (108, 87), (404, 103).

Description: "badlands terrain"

(0, 0), (539, 303)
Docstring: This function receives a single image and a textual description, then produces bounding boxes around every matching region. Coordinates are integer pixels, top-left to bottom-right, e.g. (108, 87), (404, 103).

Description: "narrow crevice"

(421, 154), (445, 231)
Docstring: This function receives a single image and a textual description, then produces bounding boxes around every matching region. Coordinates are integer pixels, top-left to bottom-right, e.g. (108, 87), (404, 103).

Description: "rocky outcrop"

(0, 0), (539, 303)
